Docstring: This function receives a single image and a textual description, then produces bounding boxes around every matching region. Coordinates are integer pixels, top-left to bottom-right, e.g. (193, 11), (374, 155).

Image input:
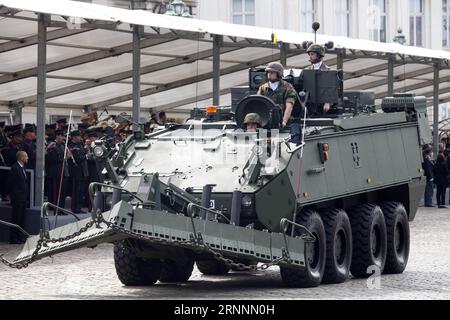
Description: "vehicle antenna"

(194, 30), (200, 108)
(312, 21), (320, 43)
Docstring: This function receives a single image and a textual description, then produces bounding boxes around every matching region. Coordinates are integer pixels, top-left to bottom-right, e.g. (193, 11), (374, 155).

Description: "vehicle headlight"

(241, 195), (253, 208)
(93, 146), (105, 158)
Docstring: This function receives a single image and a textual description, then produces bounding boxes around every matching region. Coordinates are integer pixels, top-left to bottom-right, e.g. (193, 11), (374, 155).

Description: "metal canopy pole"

(388, 54), (395, 96)
(433, 62), (440, 155)
(280, 42), (288, 67)
(132, 24), (141, 132)
(212, 35), (222, 106)
(35, 13), (48, 208)
(336, 48), (344, 71)
(131, 0), (145, 131)
(11, 104), (23, 124)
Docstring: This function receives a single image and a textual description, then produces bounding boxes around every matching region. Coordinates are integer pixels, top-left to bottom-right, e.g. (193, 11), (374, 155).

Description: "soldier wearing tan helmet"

(257, 62), (297, 129)
(304, 43), (331, 113)
(243, 113), (262, 132)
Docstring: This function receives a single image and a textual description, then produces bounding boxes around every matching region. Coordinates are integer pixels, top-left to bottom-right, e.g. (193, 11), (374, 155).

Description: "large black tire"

(113, 240), (162, 286)
(280, 210), (326, 288)
(320, 208), (352, 284)
(349, 204), (387, 278)
(196, 259), (230, 275)
(380, 202), (410, 274)
(159, 255), (195, 282)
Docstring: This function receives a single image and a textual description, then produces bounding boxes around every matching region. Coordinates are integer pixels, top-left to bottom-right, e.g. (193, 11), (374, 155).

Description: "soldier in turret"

(243, 113), (262, 132)
(301, 44), (332, 115)
(257, 62), (301, 143)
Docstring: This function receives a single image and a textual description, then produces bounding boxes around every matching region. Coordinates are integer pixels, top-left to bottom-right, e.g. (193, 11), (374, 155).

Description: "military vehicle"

(2, 60), (431, 287)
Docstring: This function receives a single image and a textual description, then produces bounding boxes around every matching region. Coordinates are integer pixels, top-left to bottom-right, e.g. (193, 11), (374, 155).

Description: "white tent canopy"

(1, 0), (449, 116)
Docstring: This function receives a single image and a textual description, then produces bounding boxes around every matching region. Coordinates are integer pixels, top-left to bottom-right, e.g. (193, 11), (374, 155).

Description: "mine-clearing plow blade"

(14, 200), (308, 270)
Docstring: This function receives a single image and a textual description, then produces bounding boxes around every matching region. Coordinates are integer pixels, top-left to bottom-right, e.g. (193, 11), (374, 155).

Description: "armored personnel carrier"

(4, 66), (431, 288)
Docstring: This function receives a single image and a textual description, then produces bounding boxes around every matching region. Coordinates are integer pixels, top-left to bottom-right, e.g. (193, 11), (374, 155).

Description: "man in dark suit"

(422, 145), (435, 207)
(8, 150), (29, 244)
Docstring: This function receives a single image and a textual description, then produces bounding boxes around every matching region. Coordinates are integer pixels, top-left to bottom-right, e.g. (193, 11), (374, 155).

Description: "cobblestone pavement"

(1, 206), (450, 300)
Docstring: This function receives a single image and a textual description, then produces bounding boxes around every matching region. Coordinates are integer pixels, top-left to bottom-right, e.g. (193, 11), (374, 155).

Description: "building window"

(300, 0), (316, 32)
(409, 0), (424, 47)
(232, 0), (255, 26)
(369, 0), (388, 42)
(336, 0), (351, 37)
(443, 0), (450, 47)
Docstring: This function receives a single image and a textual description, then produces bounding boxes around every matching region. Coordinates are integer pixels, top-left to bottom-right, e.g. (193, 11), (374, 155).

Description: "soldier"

(306, 44), (330, 71)
(22, 125), (36, 170)
(243, 113), (262, 132)
(81, 112), (97, 127)
(257, 62), (300, 143)
(422, 145), (435, 207)
(78, 123), (89, 137)
(45, 124), (56, 141)
(56, 118), (67, 131)
(68, 130), (88, 213)
(0, 122), (8, 150)
(301, 44), (332, 114)
(3, 124), (24, 166)
(45, 129), (69, 207)
(158, 111), (167, 125)
(433, 153), (448, 208)
(0, 122), (8, 201)
(84, 129), (100, 210)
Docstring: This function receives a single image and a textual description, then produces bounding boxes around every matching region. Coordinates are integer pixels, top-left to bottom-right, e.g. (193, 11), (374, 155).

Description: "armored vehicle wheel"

(380, 202), (410, 274)
(280, 210), (326, 288)
(349, 204), (387, 278)
(159, 255), (195, 282)
(113, 240), (162, 286)
(320, 208), (352, 284)
(196, 259), (230, 275)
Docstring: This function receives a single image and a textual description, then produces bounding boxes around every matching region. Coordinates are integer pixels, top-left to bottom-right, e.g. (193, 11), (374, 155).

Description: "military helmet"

(244, 113), (262, 125)
(265, 62), (284, 77)
(307, 43), (325, 57)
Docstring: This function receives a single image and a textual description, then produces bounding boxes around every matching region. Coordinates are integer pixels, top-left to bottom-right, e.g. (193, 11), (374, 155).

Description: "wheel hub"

(335, 230), (346, 265)
(394, 222), (404, 254)
(371, 225), (381, 258)
(307, 232), (320, 270)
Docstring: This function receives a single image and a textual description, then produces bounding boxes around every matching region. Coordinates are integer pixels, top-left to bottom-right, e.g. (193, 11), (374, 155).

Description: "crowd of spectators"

(0, 110), (177, 214)
(422, 138), (450, 208)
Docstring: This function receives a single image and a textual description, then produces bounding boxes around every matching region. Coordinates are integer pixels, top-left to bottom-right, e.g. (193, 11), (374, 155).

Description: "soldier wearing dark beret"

(45, 129), (69, 207)
(3, 124), (24, 166)
(67, 130), (88, 213)
(22, 125), (36, 170)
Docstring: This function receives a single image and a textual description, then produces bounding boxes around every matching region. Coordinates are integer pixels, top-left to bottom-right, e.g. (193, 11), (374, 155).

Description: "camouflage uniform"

(306, 63), (330, 71)
(244, 113), (262, 125)
(257, 80), (297, 114)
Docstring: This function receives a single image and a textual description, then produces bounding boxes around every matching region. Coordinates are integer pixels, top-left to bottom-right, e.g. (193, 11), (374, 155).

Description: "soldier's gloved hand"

(282, 121), (287, 128)
(323, 103), (331, 113)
